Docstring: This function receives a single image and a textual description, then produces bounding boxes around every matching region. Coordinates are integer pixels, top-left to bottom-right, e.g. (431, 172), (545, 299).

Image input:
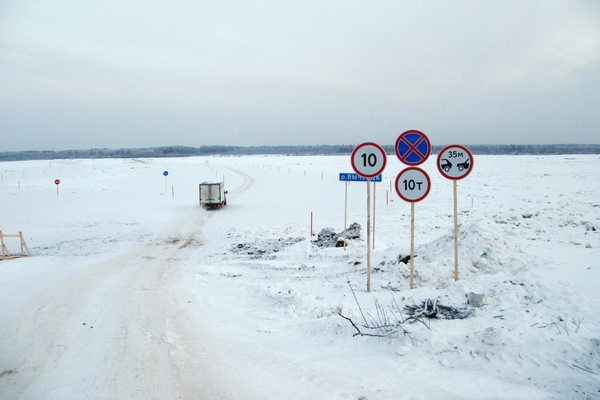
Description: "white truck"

(199, 182), (227, 209)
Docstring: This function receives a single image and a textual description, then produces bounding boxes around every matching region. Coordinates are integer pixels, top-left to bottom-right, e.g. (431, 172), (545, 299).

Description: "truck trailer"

(199, 182), (227, 209)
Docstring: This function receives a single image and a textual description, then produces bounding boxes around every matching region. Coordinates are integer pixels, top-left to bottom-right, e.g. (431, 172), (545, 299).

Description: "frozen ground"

(0, 154), (599, 399)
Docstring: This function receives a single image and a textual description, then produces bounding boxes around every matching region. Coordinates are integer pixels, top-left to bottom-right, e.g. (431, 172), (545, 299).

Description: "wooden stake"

(343, 181), (348, 251)
(410, 202), (415, 289)
(367, 178), (371, 292)
(19, 232), (31, 256)
(454, 180), (459, 281)
(373, 182), (376, 249)
(0, 227), (9, 260)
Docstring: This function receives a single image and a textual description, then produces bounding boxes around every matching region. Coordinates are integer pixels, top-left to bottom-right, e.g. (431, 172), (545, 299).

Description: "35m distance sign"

(437, 145), (473, 180)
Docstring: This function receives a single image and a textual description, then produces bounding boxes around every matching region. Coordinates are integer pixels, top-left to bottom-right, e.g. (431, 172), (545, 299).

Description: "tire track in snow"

(0, 167), (255, 399)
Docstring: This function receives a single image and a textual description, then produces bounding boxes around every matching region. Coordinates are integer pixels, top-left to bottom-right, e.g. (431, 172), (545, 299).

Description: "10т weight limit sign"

(395, 167), (430, 202)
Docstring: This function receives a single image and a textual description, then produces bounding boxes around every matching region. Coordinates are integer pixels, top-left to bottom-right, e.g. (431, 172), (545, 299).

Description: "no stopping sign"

(395, 167), (431, 202)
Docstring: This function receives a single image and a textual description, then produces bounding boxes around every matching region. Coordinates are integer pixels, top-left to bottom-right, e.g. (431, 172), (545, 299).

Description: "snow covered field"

(0, 154), (599, 399)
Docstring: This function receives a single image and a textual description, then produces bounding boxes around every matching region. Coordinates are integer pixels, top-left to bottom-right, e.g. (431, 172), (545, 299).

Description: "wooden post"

(410, 202), (415, 289)
(1, 228), (9, 260)
(454, 180), (459, 281)
(343, 181), (348, 251)
(373, 182), (376, 249)
(367, 178), (371, 292)
(19, 232), (31, 256)
(310, 212), (314, 238)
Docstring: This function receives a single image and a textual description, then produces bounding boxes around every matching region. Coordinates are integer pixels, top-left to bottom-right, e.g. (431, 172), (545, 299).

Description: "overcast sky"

(1, 1), (599, 151)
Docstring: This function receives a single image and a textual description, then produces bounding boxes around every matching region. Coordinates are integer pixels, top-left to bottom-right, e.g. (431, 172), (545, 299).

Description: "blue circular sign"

(395, 130), (431, 166)
(163, 171), (169, 176)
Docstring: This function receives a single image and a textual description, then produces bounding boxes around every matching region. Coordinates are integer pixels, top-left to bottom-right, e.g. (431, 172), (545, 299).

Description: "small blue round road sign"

(395, 130), (431, 166)
(163, 171), (169, 176)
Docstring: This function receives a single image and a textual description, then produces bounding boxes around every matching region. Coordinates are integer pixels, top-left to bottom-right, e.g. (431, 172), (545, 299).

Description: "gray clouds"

(1, 0), (599, 151)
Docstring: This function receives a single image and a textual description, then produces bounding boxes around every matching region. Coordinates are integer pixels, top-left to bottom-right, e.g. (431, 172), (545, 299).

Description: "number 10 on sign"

(351, 143), (387, 178)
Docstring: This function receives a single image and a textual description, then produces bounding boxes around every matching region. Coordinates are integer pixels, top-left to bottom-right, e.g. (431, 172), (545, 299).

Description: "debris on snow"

(467, 292), (490, 307)
(404, 299), (471, 320)
(230, 237), (305, 258)
(311, 222), (361, 248)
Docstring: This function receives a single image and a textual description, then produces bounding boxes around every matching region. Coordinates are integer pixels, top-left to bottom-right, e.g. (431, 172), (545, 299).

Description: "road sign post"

(54, 179), (60, 196)
(163, 171), (169, 195)
(350, 143), (387, 292)
(339, 173), (382, 252)
(437, 145), (474, 281)
(395, 131), (431, 289)
(395, 167), (431, 289)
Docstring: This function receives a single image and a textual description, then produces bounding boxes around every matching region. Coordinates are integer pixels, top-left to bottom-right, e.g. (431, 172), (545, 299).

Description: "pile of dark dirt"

(311, 222), (361, 248)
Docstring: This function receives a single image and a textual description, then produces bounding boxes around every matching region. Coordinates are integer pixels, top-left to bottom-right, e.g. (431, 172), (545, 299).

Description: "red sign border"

(395, 167), (431, 203)
(395, 130), (431, 166)
(437, 144), (474, 180)
(54, 179), (61, 185)
(351, 142), (387, 178)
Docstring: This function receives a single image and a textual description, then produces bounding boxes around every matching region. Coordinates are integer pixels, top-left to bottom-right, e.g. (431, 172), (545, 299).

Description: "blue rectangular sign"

(339, 173), (382, 182)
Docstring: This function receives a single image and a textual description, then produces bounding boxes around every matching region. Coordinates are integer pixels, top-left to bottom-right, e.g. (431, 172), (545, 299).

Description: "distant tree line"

(1, 143), (599, 162)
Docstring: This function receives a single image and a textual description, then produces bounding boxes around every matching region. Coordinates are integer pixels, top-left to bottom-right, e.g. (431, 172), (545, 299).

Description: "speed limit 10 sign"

(395, 167), (431, 202)
(351, 142), (387, 178)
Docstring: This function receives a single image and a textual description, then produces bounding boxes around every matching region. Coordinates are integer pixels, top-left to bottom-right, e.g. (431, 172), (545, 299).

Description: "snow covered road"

(0, 164), (255, 399)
